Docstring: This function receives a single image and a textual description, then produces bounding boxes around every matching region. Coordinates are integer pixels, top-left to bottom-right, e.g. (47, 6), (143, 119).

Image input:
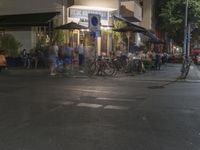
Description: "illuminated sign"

(88, 14), (101, 31)
(69, 8), (108, 20)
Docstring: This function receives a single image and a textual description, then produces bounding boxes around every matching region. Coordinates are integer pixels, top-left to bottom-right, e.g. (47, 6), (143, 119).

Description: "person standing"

(21, 49), (28, 68)
(155, 52), (161, 70)
(63, 43), (73, 70)
(48, 41), (59, 76)
(77, 40), (85, 71)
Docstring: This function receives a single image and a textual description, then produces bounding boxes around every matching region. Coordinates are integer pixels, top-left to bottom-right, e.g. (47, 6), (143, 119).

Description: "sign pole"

(183, 0), (189, 61)
(88, 14), (101, 57)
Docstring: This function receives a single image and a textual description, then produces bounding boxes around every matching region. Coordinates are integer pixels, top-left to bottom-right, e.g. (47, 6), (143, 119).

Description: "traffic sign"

(88, 14), (101, 31)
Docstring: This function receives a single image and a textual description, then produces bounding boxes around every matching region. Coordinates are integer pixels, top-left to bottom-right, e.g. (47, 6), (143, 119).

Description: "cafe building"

(0, 0), (157, 55)
(66, 0), (145, 55)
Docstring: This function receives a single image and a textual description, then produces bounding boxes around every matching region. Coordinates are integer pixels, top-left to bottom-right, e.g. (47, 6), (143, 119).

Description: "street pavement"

(128, 63), (200, 82)
(3, 63), (200, 82)
(0, 63), (200, 150)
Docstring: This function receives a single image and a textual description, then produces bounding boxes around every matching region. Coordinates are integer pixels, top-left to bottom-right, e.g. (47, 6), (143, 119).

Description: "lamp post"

(183, 0), (189, 61)
(181, 0), (190, 79)
(118, 0), (121, 16)
(62, 0), (65, 24)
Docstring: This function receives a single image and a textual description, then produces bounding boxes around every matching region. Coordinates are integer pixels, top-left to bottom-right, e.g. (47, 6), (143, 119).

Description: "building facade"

(66, 0), (147, 55)
(0, 0), (156, 55)
(0, 0), (69, 51)
(140, 0), (156, 30)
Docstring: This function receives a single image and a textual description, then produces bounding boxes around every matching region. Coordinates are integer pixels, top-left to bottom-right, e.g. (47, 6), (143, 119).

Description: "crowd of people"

(21, 48), (47, 69)
(48, 40), (85, 76)
(113, 49), (169, 71)
(20, 41), (170, 76)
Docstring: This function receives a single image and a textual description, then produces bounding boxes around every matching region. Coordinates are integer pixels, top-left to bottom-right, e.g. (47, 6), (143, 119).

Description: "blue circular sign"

(91, 16), (98, 26)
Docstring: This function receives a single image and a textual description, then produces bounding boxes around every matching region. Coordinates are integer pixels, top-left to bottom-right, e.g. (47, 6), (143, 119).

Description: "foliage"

(52, 18), (65, 45)
(52, 29), (65, 45)
(36, 34), (50, 48)
(112, 20), (126, 50)
(157, 0), (200, 45)
(0, 34), (22, 57)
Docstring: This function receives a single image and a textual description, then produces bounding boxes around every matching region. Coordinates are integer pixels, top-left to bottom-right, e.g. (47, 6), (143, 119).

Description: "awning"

(113, 25), (145, 33)
(113, 15), (162, 43)
(145, 31), (159, 42)
(54, 22), (88, 30)
(113, 15), (164, 43)
(113, 15), (146, 32)
(0, 12), (60, 27)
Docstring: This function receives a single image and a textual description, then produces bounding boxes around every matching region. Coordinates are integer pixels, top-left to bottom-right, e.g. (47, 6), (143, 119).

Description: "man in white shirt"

(48, 41), (59, 75)
(77, 40), (85, 70)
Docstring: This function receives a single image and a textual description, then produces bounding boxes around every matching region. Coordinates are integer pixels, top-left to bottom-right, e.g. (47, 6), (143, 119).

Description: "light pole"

(181, 0), (190, 79)
(118, 0), (121, 16)
(62, 0), (65, 24)
(183, 0), (189, 61)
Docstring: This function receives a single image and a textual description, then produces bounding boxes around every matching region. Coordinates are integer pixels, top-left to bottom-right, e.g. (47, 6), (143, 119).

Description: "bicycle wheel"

(84, 60), (97, 77)
(180, 61), (191, 79)
(184, 62), (191, 78)
(104, 62), (116, 76)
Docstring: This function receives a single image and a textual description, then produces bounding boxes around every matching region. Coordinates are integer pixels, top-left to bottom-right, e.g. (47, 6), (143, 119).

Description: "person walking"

(48, 41), (59, 76)
(155, 52), (161, 70)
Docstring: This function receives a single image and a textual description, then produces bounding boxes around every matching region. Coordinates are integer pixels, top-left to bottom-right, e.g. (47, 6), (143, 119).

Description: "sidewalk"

(126, 63), (200, 82)
(1, 63), (200, 82)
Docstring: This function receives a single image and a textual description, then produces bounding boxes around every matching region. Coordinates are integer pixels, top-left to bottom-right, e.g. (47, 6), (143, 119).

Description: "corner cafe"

(67, 5), (117, 56)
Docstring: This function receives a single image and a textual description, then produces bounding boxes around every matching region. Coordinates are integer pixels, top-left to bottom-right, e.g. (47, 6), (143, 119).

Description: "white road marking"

(77, 103), (102, 108)
(60, 101), (75, 105)
(78, 89), (110, 93)
(96, 97), (143, 102)
(104, 105), (129, 110)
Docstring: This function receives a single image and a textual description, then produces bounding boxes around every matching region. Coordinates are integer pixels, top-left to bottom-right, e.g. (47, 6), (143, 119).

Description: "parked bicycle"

(84, 56), (116, 77)
(180, 57), (192, 79)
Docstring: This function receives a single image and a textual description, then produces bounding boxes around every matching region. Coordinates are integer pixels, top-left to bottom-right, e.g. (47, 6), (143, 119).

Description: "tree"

(0, 34), (22, 57)
(157, 0), (200, 45)
(52, 18), (65, 45)
(112, 20), (127, 51)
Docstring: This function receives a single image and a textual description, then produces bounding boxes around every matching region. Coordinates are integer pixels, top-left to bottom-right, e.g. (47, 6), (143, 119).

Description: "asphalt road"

(0, 65), (200, 150)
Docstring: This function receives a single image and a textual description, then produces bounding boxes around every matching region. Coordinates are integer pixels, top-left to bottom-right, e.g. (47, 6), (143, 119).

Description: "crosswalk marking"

(104, 105), (129, 110)
(96, 97), (141, 102)
(77, 103), (102, 108)
(59, 102), (130, 111)
(60, 101), (75, 105)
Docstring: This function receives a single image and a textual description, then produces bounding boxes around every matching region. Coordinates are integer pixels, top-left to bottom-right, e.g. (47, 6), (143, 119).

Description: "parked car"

(168, 54), (182, 63)
(193, 54), (200, 65)
(0, 54), (7, 72)
(191, 48), (200, 64)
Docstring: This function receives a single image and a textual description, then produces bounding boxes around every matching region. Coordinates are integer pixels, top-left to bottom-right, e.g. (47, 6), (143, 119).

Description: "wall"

(6, 28), (36, 52)
(0, 0), (68, 51)
(0, 0), (62, 15)
(140, 0), (155, 30)
(74, 0), (118, 9)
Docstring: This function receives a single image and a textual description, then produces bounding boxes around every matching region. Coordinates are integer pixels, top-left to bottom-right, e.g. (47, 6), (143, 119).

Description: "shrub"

(0, 34), (22, 57)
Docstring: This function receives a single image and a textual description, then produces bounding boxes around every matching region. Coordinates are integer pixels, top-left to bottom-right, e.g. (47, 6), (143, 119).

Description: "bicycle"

(180, 57), (192, 79)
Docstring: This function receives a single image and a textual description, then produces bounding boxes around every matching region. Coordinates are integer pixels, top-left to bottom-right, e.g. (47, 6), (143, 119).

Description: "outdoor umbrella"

(54, 21), (87, 30)
(113, 26), (146, 52)
(54, 22), (88, 47)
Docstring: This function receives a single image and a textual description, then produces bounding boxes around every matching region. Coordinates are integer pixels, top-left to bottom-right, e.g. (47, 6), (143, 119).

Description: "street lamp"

(181, 0), (190, 79)
(183, 0), (189, 60)
(118, 0), (121, 16)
